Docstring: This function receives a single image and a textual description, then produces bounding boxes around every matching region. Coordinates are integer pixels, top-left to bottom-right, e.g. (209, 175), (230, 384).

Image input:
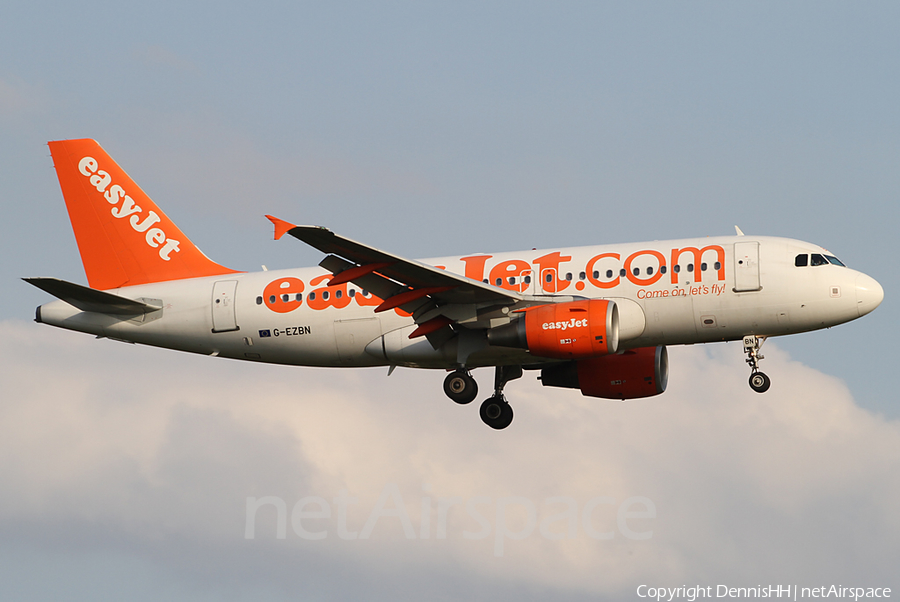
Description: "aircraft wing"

(268, 216), (521, 304)
(267, 216), (526, 341)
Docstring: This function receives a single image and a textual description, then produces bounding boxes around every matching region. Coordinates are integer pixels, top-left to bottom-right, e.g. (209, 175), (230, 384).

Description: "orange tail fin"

(49, 139), (240, 290)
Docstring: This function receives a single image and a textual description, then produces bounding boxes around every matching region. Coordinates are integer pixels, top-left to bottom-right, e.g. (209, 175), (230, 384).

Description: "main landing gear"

(479, 365), (522, 430)
(443, 366), (522, 429)
(743, 335), (771, 393)
(443, 370), (478, 404)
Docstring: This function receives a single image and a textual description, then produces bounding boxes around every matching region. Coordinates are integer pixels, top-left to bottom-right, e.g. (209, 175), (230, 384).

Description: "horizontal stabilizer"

(23, 277), (159, 315)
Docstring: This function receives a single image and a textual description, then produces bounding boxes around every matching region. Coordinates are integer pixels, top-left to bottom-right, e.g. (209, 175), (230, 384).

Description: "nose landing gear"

(743, 335), (771, 393)
(749, 371), (771, 393)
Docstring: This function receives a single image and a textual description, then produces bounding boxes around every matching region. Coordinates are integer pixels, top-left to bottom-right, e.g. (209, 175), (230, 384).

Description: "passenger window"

(565, 273), (572, 281)
(619, 269), (627, 277)
(811, 254), (828, 266)
(674, 265), (681, 273)
(282, 294), (289, 302)
(687, 264), (694, 272)
(632, 267), (640, 276)
(795, 254), (808, 267)
(322, 291), (329, 300)
(546, 273), (553, 283)
(647, 266), (654, 275)
(579, 272), (586, 281)
(349, 289), (356, 297)
(256, 296), (263, 305)
(295, 293), (302, 301)
(660, 266), (667, 274)
(335, 290), (342, 299)
(700, 263), (707, 271)
(496, 278), (503, 286)
(269, 295), (276, 304)
(524, 275), (531, 284)
(309, 292), (316, 300)
(605, 270), (612, 278)
(714, 262), (721, 270)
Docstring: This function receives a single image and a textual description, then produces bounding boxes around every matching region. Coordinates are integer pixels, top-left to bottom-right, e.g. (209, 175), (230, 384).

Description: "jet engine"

(539, 346), (668, 400)
(487, 299), (619, 359)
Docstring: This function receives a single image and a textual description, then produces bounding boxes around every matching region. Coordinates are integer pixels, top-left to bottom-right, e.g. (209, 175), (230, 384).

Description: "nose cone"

(856, 273), (884, 317)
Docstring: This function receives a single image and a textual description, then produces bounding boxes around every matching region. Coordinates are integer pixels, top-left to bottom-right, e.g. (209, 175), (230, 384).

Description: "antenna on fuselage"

(734, 225), (745, 236)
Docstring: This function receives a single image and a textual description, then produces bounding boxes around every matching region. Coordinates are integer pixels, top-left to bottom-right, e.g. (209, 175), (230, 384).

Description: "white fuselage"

(37, 235), (882, 370)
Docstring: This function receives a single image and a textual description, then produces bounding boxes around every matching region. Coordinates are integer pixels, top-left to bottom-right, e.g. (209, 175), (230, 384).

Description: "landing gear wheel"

(480, 396), (514, 430)
(749, 372), (771, 393)
(443, 371), (478, 404)
(743, 335), (771, 393)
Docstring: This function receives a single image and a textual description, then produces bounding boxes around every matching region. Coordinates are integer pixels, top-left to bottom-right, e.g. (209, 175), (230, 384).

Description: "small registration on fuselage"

(259, 326), (312, 338)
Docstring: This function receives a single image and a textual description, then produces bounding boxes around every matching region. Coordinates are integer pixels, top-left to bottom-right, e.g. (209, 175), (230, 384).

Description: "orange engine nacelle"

(540, 346), (668, 400)
(488, 300), (619, 359)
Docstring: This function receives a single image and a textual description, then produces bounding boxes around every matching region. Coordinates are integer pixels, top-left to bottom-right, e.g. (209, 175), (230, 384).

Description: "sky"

(1, 1), (898, 600)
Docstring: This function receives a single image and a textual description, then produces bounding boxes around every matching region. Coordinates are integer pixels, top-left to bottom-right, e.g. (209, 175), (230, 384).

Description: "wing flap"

(318, 255), (400, 299)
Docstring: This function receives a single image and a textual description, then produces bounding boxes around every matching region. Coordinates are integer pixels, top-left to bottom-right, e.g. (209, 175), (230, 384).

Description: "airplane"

(26, 139), (884, 430)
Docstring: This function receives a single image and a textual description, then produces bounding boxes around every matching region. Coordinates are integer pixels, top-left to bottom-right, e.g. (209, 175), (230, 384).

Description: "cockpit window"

(810, 253), (829, 266)
(796, 252), (845, 267)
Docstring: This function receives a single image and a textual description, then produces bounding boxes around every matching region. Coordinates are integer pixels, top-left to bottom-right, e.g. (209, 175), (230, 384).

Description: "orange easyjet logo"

(263, 243), (727, 314)
(78, 156), (181, 261)
(463, 246), (726, 293)
(262, 276), (411, 316)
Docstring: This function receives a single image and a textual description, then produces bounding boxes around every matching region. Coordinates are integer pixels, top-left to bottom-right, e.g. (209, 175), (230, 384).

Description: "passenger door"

(733, 242), (761, 292)
(211, 280), (239, 332)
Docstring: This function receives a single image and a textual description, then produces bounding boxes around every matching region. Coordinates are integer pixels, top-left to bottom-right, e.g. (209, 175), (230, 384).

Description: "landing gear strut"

(443, 370), (478, 404)
(743, 335), (771, 393)
(479, 365), (522, 430)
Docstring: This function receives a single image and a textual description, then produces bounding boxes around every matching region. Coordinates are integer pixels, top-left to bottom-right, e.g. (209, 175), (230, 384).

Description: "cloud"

(0, 319), (897, 600)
